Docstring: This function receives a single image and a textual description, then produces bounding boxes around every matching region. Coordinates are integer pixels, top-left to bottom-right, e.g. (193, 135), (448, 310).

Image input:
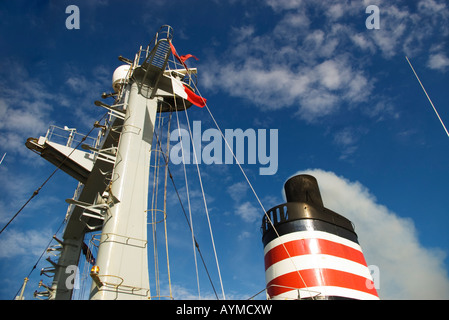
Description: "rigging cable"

(149, 107), (164, 297)
(174, 101), (201, 299)
(148, 109), (176, 299)
(162, 110), (174, 299)
(12, 217), (66, 299)
(153, 124), (219, 299)
(189, 82), (314, 299)
(169, 44), (226, 300)
(169, 42), (312, 298)
(183, 99), (226, 300)
(406, 56), (449, 138)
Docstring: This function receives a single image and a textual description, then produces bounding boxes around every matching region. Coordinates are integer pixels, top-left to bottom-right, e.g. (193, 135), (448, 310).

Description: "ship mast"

(89, 65), (155, 300)
(26, 25), (196, 300)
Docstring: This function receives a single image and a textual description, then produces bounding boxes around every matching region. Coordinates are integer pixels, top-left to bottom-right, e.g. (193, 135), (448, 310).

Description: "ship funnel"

(284, 174), (323, 206)
(261, 174), (379, 300)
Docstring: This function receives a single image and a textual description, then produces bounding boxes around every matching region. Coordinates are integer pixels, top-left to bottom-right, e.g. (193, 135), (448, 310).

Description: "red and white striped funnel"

(261, 175), (379, 300)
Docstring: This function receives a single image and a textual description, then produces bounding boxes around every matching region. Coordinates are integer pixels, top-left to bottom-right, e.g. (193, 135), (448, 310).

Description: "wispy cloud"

(202, 0), (449, 123)
(293, 168), (449, 299)
(227, 181), (248, 203)
(0, 60), (55, 158)
(227, 181), (261, 224)
(332, 126), (368, 161)
(428, 53), (449, 71)
(0, 228), (52, 258)
(0, 57), (111, 163)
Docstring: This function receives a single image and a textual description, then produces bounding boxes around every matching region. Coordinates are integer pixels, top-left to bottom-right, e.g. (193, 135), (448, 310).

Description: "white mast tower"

(26, 25), (196, 300)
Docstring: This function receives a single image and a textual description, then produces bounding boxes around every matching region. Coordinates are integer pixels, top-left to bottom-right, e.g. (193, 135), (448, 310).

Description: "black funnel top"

(262, 173), (357, 245)
(284, 174), (324, 207)
(261, 174), (358, 245)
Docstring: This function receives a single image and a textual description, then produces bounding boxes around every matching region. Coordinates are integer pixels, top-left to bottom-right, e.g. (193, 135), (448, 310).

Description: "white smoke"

(292, 169), (449, 299)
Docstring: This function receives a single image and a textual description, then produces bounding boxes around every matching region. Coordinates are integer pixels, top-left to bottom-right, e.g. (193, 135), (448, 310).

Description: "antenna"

(406, 56), (449, 138)
(0, 153), (6, 165)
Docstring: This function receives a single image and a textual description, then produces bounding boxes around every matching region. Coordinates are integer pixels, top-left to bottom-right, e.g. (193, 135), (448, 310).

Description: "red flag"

(169, 41), (198, 70)
(184, 86), (207, 108)
(171, 76), (207, 108)
(180, 54), (199, 63)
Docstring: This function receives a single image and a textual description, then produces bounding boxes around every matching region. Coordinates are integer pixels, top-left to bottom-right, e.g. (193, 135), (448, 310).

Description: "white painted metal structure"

(89, 82), (156, 300)
(26, 25), (195, 300)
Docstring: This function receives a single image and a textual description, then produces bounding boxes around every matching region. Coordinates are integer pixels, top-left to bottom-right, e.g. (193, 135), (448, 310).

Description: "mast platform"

(25, 127), (96, 184)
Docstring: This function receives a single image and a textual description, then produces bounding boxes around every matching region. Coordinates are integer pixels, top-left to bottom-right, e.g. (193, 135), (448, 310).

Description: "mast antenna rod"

(0, 153), (6, 165)
(405, 56), (449, 138)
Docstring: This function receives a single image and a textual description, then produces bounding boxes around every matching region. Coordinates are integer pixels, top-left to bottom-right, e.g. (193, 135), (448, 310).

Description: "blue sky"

(1, 0), (449, 300)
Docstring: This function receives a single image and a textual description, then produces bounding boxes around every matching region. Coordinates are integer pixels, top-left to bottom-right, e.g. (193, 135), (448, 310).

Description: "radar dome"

(112, 65), (131, 92)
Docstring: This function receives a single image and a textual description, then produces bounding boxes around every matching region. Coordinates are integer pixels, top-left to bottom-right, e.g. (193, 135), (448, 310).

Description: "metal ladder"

(135, 25), (173, 98)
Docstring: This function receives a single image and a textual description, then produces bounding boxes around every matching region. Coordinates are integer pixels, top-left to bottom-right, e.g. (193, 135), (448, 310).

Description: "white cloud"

(202, 4), (372, 122)
(0, 58), (112, 163)
(292, 169), (449, 299)
(331, 126), (370, 161)
(169, 283), (246, 300)
(235, 201), (260, 223)
(202, 0), (449, 122)
(231, 25), (256, 43)
(0, 60), (64, 160)
(265, 0), (304, 12)
(0, 61), (55, 155)
(170, 284), (204, 300)
(428, 53), (449, 71)
(316, 60), (343, 90)
(226, 181), (248, 202)
(237, 231), (251, 241)
(0, 228), (51, 258)
(334, 128), (357, 147)
(0, 164), (41, 224)
(350, 33), (376, 53)
(325, 3), (345, 21)
(227, 181), (264, 224)
(417, 0), (448, 15)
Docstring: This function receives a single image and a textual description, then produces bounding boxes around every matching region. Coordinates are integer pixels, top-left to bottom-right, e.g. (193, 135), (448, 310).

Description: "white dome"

(112, 65), (131, 92)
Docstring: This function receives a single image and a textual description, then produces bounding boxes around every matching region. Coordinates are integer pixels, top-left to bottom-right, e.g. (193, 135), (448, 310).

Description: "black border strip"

(262, 218), (359, 247)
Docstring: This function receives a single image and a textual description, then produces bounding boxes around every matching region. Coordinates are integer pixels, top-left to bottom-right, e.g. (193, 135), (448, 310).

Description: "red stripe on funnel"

(267, 268), (378, 298)
(265, 238), (368, 270)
